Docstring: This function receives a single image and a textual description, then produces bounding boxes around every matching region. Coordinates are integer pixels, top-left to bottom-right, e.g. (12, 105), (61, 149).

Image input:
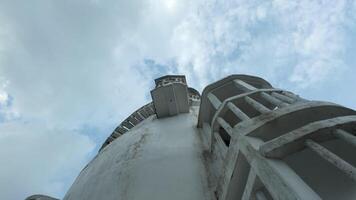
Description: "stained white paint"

(63, 107), (212, 200)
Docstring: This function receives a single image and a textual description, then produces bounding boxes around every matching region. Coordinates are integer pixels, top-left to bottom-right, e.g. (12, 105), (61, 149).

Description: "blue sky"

(0, 0), (356, 199)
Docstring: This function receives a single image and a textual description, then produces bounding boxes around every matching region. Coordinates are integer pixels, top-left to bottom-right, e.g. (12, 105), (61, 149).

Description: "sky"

(0, 0), (356, 199)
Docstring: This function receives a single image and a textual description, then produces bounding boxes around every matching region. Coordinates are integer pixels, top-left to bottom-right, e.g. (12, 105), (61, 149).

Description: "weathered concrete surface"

(284, 139), (356, 200)
(27, 74), (356, 200)
(63, 107), (212, 200)
(198, 76), (356, 200)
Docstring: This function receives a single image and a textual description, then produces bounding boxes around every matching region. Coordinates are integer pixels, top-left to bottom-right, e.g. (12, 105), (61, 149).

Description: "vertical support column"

(241, 170), (257, 200)
(221, 135), (322, 200)
(305, 139), (356, 181)
(213, 131), (228, 154)
(120, 125), (129, 131)
(112, 131), (122, 138)
(217, 117), (233, 136)
(245, 96), (270, 114)
(135, 112), (145, 121)
(116, 126), (127, 134)
(282, 91), (302, 101)
(334, 129), (356, 148)
(208, 92), (222, 109)
(234, 78), (294, 109)
(261, 92), (289, 108)
(128, 116), (139, 125)
(234, 79), (257, 91)
(138, 109), (149, 118)
(271, 92), (294, 104)
(227, 102), (250, 121)
(122, 121), (134, 129)
(255, 190), (268, 200)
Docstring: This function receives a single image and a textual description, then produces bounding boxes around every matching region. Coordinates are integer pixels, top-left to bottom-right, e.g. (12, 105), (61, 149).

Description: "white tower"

(27, 75), (356, 200)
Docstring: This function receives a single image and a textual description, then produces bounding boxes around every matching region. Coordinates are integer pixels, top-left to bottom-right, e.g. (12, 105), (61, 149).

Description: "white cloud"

(0, 1), (153, 199)
(168, 0), (353, 89)
(0, 87), (8, 105)
(0, 122), (95, 200)
(277, 0), (348, 87)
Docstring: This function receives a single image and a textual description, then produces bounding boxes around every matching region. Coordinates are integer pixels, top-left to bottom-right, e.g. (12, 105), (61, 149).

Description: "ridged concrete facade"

(27, 75), (356, 200)
(198, 75), (356, 200)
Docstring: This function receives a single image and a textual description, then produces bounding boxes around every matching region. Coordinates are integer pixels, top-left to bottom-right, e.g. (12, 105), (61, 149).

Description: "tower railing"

(99, 102), (156, 151)
(198, 75), (356, 200)
(100, 76), (201, 152)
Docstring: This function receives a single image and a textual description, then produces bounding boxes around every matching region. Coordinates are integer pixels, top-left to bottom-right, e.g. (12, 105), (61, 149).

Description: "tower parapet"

(154, 75), (187, 88)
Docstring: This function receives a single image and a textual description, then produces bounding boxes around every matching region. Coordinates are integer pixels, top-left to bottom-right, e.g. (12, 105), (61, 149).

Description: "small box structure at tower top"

(151, 75), (190, 118)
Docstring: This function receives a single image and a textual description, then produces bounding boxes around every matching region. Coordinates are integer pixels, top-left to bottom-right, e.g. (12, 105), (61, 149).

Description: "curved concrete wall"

(64, 108), (212, 200)
(99, 102), (156, 151)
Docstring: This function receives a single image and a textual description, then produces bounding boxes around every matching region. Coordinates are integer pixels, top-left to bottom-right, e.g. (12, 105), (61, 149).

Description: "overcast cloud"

(0, 0), (356, 199)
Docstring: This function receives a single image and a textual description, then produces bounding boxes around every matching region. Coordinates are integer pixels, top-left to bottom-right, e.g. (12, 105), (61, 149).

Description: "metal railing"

(99, 102), (156, 151)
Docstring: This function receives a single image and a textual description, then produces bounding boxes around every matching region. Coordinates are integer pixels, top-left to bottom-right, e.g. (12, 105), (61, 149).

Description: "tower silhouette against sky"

(27, 75), (356, 200)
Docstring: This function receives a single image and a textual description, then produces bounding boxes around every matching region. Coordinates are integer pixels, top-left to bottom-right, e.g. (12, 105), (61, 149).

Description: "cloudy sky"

(0, 0), (356, 199)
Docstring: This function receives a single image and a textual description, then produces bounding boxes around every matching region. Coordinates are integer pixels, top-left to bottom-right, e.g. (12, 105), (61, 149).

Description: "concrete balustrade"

(305, 139), (356, 181)
(198, 75), (356, 200)
(227, 102), (250, 121)
(208, 92), (222, 110)
(245, 96), (271, 114)
(99, 102), (156, 151)
(260, 92), (289, 108)
(271, 92), (295, 104)
(334, 129), (356, 148)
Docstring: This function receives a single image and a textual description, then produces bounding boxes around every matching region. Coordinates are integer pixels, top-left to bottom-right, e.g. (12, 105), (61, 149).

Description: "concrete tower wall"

(26, 74), (356, 200)
(64, 107), (212, 200)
